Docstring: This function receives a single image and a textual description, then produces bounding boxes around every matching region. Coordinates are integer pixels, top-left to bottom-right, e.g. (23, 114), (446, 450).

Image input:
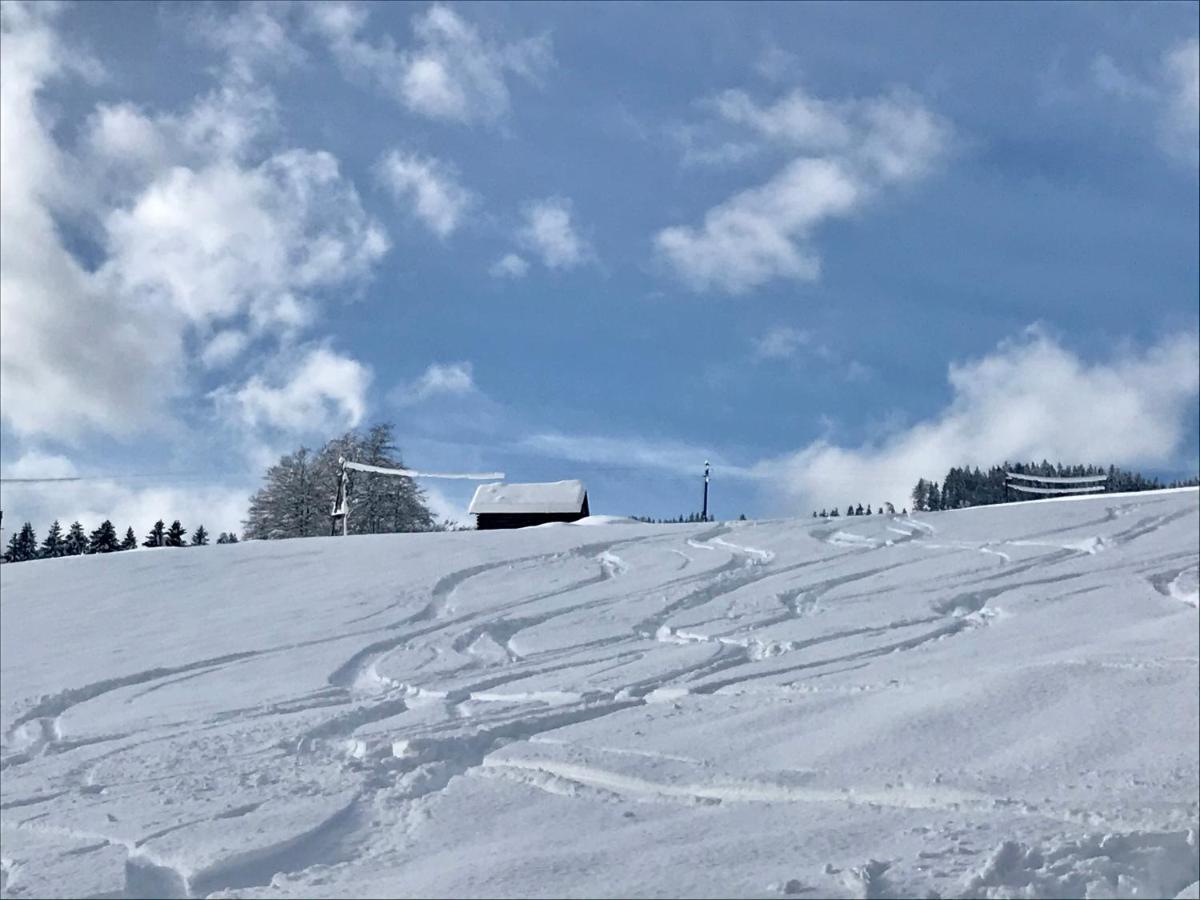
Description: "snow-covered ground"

(2, 489), (1197, 899)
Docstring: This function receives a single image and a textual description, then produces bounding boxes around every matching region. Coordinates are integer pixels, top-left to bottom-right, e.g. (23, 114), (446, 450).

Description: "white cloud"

(657, 158), (859, 292)
(518, 197), (591, 269)
(102, 151), (386, 329)
(192, 1), (305, 84)
(377, 150), (474, 238)
(419, 482), (471, 528)
(1093, 38), (1199, 167)
(0, 3), (183, 440)
(0, 4), (387, 446)
(713, 87), (853, 150)
(310, 2), (552, 124)
(753, 325), (811, 360)
(4, 449), (78, 480)
(756, 328), (1200, 512)
(1090, 54), (1153, 101)
(392, 362), (478, 407)
(201, 329), (250, 369)
(656, 86), (951, 294)
(0, 468), (252, 542)
(1160, 38), (1199, 166)
(489, 252), (529, 278)
(214, 344), (371, 435)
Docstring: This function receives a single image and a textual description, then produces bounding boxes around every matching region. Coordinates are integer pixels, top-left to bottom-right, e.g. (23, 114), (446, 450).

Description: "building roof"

(468, 480), (587, 515)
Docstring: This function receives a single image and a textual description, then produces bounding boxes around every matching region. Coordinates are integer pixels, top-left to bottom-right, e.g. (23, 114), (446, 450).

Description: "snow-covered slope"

(2, 490), (1197, 899)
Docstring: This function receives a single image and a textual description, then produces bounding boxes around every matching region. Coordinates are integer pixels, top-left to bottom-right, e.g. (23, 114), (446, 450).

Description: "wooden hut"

(469, 480), (589, 530)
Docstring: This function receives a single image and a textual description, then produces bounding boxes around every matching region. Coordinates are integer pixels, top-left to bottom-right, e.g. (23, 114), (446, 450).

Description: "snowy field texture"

(2, 490), (1198, 900)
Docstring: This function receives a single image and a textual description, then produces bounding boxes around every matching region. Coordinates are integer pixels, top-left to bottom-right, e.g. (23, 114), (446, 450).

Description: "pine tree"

(39, 520), (65, 558)
(65, 521), (88, 556)
(227, 533), (239, 543)
(144, 520), (166, 548)
(120, 527), (138, 551)
(5, 523), (38, 562)
(4, 530), (23, 563)
(911, 478), (928, 512)
(191, 525), (209, 546)
(927, 482), (942, 511)
(846, 505), (855, 517)
(165, 520), (188, 547)
(830, 507), (839, 517)
(87, 520), (120, 554)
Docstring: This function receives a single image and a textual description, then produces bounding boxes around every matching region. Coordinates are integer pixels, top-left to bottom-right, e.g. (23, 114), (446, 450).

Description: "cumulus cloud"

(756, 328), (1200, 512)
(656, 86), (951, 294)
(213, 344), (371, 435)
(518, 197), (591, 269)
(0, 3), (182, 439)
(102, 150), (386, 328)
(489, 252), (529, 278)
(391, 362), (478, 407)
(310, 2), (552, 124)
(377, 150), (474, 238)
(0, 3), (387, 446)
(1093, 37), (1199, 167)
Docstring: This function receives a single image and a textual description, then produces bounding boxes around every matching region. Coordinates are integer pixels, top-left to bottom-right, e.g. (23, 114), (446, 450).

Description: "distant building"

(469, 480), (589, 530)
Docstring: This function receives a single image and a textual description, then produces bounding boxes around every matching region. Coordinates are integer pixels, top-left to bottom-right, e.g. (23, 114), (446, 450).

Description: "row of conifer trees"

(3, 519), (240, 564)
(911, 462), (1198, 512)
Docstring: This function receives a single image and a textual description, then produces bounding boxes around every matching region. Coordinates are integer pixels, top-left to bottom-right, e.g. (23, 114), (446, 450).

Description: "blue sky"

(1, 0), (1197, 535)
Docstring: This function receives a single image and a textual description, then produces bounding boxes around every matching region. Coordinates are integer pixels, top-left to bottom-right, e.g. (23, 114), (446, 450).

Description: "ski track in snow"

(1, 490), (1197, 899)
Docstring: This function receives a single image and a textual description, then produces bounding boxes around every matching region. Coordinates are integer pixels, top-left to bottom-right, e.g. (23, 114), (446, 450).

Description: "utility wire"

(0, 473), (243, 485)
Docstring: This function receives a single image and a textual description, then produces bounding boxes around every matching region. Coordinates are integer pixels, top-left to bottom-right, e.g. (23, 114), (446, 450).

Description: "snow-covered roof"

(468, 480), (587, 515)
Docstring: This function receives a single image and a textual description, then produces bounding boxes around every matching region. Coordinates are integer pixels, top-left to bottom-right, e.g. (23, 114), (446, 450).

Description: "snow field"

(1, 489), (1197, 898)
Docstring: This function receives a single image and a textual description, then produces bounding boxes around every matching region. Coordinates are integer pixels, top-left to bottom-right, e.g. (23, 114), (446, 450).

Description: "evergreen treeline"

(242, 423), (439, 540)
(812, 502), (900, 518)
(631, 512), (712, 524)
(909, 462), (1199, 512)
(3, 517), (236, 564)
